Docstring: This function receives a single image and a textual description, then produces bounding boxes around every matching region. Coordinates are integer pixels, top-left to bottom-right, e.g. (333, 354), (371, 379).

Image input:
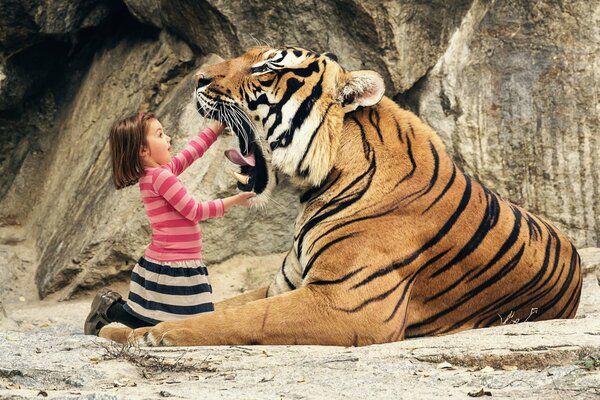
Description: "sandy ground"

(1, 224), (599, 399)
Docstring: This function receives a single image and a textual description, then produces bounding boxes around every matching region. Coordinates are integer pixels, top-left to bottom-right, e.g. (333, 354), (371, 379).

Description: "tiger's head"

(194, 46), (384, 201)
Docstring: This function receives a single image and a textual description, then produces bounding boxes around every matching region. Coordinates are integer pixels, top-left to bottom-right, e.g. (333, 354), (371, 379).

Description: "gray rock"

(0, 31), (201, 298)
(80, 394), (120, 400)
(123, 0), (473, 92)
(580, 248), (600, 275)
(0, 0), (117, 109)
(0, 0), (599, 297)
(0, 0), (114, 51)
(0, 32), (298, 298)
(64, 375), (86, 387)
(413, 0), (600, 248)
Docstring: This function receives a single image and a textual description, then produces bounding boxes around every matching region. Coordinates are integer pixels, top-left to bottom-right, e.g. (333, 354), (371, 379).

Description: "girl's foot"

(83, 289), (122, 335)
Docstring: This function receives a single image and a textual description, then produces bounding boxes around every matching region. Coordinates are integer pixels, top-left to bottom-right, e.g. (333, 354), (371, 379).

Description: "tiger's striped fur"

(102, 46), (582, 346)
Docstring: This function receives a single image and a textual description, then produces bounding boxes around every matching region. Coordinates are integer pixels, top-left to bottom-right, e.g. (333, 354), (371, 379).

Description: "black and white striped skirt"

(123, 256), (214, 324)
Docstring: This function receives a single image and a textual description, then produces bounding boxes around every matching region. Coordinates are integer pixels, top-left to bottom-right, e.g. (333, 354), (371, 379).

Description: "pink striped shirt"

(139, 128), (225, 262)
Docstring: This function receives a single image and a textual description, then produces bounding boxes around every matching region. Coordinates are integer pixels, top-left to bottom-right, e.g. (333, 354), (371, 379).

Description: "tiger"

(100, 46), (582, 346)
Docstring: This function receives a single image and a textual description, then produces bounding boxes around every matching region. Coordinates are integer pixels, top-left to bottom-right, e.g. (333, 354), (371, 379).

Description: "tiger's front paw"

(127, 322), (196, 347)
(98, 325), (134, 344)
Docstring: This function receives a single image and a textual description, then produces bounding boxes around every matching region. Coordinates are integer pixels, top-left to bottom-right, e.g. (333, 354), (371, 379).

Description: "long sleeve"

(167, 127), (218, 176)
(151, 168), (224, 222)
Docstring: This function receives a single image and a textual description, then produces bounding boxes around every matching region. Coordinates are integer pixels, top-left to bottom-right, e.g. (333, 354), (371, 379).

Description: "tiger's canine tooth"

(227, 169), (250, 185)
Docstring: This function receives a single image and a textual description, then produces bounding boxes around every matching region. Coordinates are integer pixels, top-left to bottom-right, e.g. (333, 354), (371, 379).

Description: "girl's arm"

(151, 168), (224, 222)
(167, 121), (225, 176)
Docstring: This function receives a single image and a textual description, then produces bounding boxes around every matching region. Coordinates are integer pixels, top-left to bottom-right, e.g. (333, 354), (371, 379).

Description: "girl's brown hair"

(109, 112), (155, 189)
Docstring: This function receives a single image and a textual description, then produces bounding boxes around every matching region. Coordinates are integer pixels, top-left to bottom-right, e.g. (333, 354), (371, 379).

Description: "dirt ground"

(1, 224), (599, 399)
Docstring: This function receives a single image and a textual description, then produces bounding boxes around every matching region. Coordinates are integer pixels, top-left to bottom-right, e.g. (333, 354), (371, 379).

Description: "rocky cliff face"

(0, 0), (598, 298)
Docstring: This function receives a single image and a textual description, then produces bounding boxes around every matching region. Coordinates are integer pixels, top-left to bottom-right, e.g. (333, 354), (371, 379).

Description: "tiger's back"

(287, 97), (582, 340)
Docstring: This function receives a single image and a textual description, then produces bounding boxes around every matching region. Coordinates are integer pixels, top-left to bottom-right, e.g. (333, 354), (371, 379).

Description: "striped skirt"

(123, 256), (214, 324)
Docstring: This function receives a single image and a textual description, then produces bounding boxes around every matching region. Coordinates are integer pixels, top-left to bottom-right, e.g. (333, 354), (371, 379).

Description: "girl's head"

(109, 112), (172, 189)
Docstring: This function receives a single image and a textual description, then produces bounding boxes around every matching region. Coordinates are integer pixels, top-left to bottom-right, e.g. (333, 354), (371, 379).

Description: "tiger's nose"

(195, 72), (212, 89)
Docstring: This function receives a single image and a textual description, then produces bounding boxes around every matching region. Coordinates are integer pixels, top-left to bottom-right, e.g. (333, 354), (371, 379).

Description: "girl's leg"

(106, 301), (153, 329)
(84, 289), (154, 335)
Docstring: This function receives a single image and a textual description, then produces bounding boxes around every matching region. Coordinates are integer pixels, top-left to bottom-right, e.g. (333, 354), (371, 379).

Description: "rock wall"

(412, 0), (600, 246)
(1, 31), (300, 298)
(122, 0), (600, 247)
(0, 0), (598, 298)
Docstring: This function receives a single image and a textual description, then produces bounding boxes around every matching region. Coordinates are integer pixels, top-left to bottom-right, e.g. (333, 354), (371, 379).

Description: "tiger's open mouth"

(196, 98), (268, 194)
(224, 134), (268, 194)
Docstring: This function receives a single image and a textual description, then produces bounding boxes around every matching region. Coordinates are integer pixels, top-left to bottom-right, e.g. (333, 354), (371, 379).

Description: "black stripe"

(473, 232), (555, 328)
(337, 275), (411, 314)
(524, 214), (543, 242)
(536, 242), (580, 317)
(422, 162), (457, 214)
(402, 141), (440, 206)
(515, 226), (562, 311)
(385, 249), (452, 322)
(122, 304), (161, 324)
(259, 76), (276, 87)
(296, 153), (376, 259)
(457, 243), (526, 306)
(466, 205), (522, 283)
(250, 78), (303, 137)
(280, 254), (297, 290)
(394, 115), (404, 143)
(556, 271), (581, 318)
(128, 292), (214, 315)
(270, 63), (325, 149)
(273, 58), (321, 79)
(559, 262), (582, 319)
(408, 121), (416, 138)
(138, 258), (208, 277)
(428, 186), (500, 284)
(412, 243), (526, 335)
(302, 233), (355, 279)
(369, 108), (384, 142)
(300, 169), (342, 203)
(296, 103), (335, 176)
(385, 275), (417, 322)
(466, 219), (562, 329)
(352, 174), (472, 289)
(307, 208), (393, 254)
(350, 114), (372, 159)
(394, 135), (416, 188)
(309, 267), (365, 286)
(131, 271), (212, 296)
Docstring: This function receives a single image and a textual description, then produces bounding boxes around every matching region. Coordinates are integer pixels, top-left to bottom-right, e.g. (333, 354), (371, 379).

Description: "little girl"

(84, 112), (255, 336)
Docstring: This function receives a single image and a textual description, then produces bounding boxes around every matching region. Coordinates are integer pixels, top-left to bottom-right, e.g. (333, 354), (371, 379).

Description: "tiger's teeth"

(227, 169), (250, 185)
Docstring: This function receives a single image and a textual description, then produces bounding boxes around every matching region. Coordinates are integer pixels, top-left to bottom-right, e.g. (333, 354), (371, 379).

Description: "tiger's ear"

(338, 70), (385, 113)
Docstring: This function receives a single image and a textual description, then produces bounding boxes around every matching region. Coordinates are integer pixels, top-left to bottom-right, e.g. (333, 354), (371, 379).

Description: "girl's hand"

(208, 120), (226, 136)
(222, 192), (256, 209)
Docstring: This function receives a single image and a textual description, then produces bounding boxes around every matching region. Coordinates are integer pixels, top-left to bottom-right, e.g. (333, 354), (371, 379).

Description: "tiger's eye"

(251, 64), (270, 74)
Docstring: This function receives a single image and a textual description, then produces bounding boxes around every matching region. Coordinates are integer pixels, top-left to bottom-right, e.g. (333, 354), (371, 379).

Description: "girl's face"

(141, 118), (171, 167)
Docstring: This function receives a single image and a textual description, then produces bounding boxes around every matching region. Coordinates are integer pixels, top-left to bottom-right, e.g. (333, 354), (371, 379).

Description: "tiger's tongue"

(224, 148), (256, 167)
